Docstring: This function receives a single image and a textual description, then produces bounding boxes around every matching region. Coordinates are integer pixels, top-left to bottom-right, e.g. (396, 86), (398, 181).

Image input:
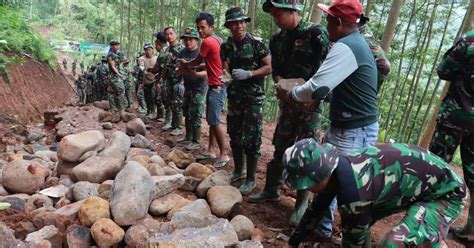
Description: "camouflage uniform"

(360, 25), (391, 91)
(96, 61), (109, 101)
(221, 33), (269, 158)
(62, 58), (67, 70)
(72, 60), (77, 77)
(120, 62), (133, 108)
(75, 76), (86, 103)
(156, 44), (170, 118)
(430, 31), (474, 188)
(249, 18), (330, 225)
(106, 51), (126, 112)
(284, 139), (467, 247)
(163, 43), (185, 130)
(131, 62), (147, 111)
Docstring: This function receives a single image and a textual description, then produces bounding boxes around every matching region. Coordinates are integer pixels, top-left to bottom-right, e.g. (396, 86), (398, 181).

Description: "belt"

(208, 85), (223, 89)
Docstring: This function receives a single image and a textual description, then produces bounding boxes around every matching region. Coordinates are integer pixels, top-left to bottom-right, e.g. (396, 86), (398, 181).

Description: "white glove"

(231, 69), (252, 80)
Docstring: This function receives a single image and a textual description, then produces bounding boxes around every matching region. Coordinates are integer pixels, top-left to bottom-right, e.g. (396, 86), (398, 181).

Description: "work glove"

(178, 80), (185, 97)
(231, 69), (252, 81)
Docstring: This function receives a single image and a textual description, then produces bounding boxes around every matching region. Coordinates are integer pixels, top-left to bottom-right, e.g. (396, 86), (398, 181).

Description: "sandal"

(214, 157), (230, 168)
(195, 152), (216, 160)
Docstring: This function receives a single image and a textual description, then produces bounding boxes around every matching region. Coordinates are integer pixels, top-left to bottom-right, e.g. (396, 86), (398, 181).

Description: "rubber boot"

(177, 121), (192, 144)
(231, 146), (246, 182)
(162, 110), (172, 130)
(289, 190), (310, 226)
(248, 159), (283, 203)
(185, 127), (202, 150)
(157, 105), (165, 122)
(453, 190), (474, 241)
(239, 156), (258, 195)
(170, 114), (183, 136)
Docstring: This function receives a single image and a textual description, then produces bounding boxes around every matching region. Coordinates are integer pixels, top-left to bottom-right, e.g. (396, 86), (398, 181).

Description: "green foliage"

(0, 5), (56, 77)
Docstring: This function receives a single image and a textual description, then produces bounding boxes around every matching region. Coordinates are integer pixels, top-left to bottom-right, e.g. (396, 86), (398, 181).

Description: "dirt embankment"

(0, 53), (75, 123)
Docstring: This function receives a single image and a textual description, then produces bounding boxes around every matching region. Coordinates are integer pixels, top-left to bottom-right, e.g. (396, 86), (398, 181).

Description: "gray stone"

(57, 130), (106, 163)
(101, 122), (113, 130)
(230, 215), (255, 241)
(26, 129), (46, 143)
(180, 176), (201, 192)
(99, 131), (131, 158)
(148, 218), (239, 247)
(72, 156), (124, 183)
(94, 101), (110, 110)
(126, 118), (146, 136)
(110, 162), (155, 226)
(120, 112), (137, 123)
(131, 134), (153, 149)
(71, 181), (99, 201)
(238, 240), (264, 248)
(153, 174), (185, 198)
(56, 160), (79, 177)
(150, 155), (167, 167)
(170, 199), (213, 229)
(196, 170), (231, 198)
(0, 194), (28, 210)
(31, 144), (48, 154)
(26, 194), (54, 211)
(149, 193), (186, 216)
(34, 151), (58, 162)
(2, 160), (49, 194)
(25, 225), (62, 247)
(0, 223), (24, 247)
(207, 185), (243, 218)
(125, 217), (162, 247)
(66, 225), (92, 248)
(166, 149), (195, 169)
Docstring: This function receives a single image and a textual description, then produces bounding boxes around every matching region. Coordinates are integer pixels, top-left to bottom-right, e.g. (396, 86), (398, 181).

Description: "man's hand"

(155, 83), (160, 92)
(275, 84), (288, 100)
(232, 69), (252, 80)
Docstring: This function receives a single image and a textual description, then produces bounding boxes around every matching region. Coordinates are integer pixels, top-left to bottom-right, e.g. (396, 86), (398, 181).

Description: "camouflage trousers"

(144, 84), (156, 114)
(124, 80), (133, 108)
(265, 101), (322, 189)
(183, 88), (206, 128)
(77, 88), (86, 104)
(160, 81), (171, 112)
(380, 190), (467, 247)
(227, 97), (264, 158)
(134, 81), (146, 110)
(107, 77), (126, 112)
(168, 80), (183, 116)
(429, 96), (474, 188)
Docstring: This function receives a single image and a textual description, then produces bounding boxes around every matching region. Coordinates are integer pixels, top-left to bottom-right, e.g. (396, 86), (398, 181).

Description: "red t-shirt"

(199, 36), (222, 86)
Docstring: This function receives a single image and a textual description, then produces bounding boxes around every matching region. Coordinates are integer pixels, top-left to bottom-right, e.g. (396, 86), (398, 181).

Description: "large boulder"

(71, 156), (124, 183)
(91, 218), (124, 247)
(57, 130), (106, 162)
(131, 134), (153, 149)
(207, 186), (242, 218)
(166, 149), (195, 169)
(184, 163), (213, 180)
(230, 215), (255, 241)
(153, 174), (185, 198)
(149, 193), (185, 216)
(79, 196), (111, 227)
(196, 170), (231, 198)
(56, 160), (79, 177)
(110, 162), (155, 226)
(2, 160), (49, 194)
(126, 118), (146, 136)
(148, 218), (239, 247)
(99, 131), (131, 158)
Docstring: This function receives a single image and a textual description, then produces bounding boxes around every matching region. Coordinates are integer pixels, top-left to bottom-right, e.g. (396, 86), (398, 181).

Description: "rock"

(125, 217), (162, 247)
(239, 240), (264, 248)
(170, 199), (212, 227)
(180, 176), (201, 192)
(110, 162), (155, 226)
(54, 197), (71, 209)
(0, 222), (24, 247)
(44, 176), (59, 188)
(184, 162), (213, 179)
(57, 130), (106, 162)
(230, 215), (255, 241)
(0, 194), (28, 210)
(149, 193), (185, 216)
(91, 218), (124, 247)
(31, 144), (48, 154)
(166, 149), (195, 169)
(0, 185), (9, 196)
(59, 175), (75, 187)
(126, 148), (154, 160)
(148, 218), (239, 247)
(150, 155), (167, 167)
(126, 118), (146, 136)
(39, 184), (69, 198)
(26, 129), (46, 143)
(32, 201), (84, 232)
(153, 174), (185, 198)
(71, 182), (99, 201)
(77, 150), (96, 162)
(98, 112), (113, 122)
(99, 131), (131, 158)
(72, 156), (124, 183)
(27, 239), (52, 248)
(196, 170), (231, 198)
(2, 160), (49, 194)
(25, 225), (61, 247)
(277, 78), (306, 91)
(94, 100), (110, 110)
(166, 198), (192, 220)
(251, 228), (265, 243)
(66, 225), (92, 248)
(120, 112), (137, 123)
(98, 180), (114, 194)
(79, 196), (111, 227)
(207, 186), (242, 218)
(129, 155), (150, 166)
(164, 138), (176, 148)
(131, 134), (153, 149)
(56, 160), (79, 177)
(26, 194), (54, 211)
(10, 124), (28, 136)
(101, 122), (113, 130)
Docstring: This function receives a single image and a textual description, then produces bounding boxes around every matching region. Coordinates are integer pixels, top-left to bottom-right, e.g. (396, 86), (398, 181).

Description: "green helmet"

(117, 51), (125, 58)
(262, 0), (304, 13)
(283, 138), (339, 190)
(180, 27), (200, 39)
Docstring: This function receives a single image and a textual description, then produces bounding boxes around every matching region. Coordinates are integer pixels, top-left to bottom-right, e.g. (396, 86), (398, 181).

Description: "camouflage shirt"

(164, 43), (184, 85)
(106, 51), (121, 77)
(437, 30), (474, 110)
(221, 33), (270, 101)
(156, 45), (169, 84)
(360, 25), (390, 91)
(96, 62), (109, 84)
(289, 143), (466, 247)
(270, 20), (329, 80)
(132, 64), (144, 84)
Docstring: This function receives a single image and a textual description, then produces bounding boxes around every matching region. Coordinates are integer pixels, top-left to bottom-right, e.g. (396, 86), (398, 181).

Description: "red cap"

(318, 0), (363, 23)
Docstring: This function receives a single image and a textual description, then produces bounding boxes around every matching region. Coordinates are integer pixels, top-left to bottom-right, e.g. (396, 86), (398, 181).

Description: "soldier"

(132, 53), (147, 113)
(163, 27), (185, 135)
(107, 40), (126, 122)
(139, 43), (158, 119)
(220, 7), (272, 195)
(80, 60), (85, 74)
(72, 59), (77, 77)
(85, 65), (96, 103)
(176, 28), (208, 150)
(118, 55), (133, 108)
(62, 58), (67, 70)
(283, 138), (467, 247)
(152, 31), (169, 122)
(429, 30), (474, 241)
(96, 55), (110, 101)
(75, 75), (86, 104)
(248, 0), (330, 227)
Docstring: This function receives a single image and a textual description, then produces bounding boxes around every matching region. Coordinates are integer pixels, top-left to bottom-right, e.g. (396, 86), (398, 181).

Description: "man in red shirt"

(179, 12), (229, 167)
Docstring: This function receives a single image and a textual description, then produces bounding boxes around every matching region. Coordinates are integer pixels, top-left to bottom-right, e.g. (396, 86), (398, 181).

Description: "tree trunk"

(380, 0), (404, 52)
(365, 0), (372, 17)
(310, 0), (324, 24)
(104, 0), (108, 44)
(120, 0), (124, 42)
(29, 0), (32, 19)
(419, 0), (474, 148)
(159, 0), (165, 31)
(248, 0), (256, 33)
(201, 0), (207, 11)
(233, 0), (238, 6)
(127, 0), (131, 57)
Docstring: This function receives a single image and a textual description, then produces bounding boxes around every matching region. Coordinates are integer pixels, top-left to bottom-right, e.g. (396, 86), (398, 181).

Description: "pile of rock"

(0, 129), (263, 247)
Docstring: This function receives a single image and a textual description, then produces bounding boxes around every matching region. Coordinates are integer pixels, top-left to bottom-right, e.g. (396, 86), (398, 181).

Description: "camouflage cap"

(224, 7), (251, 25)
(109, 40), (120, 45)
(180, 27), (200, 39)
(283, 138), (339, 191)
(262, 0), (304, 13)
(143, 43), (154, 50)
(117, 51), (125, 58)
